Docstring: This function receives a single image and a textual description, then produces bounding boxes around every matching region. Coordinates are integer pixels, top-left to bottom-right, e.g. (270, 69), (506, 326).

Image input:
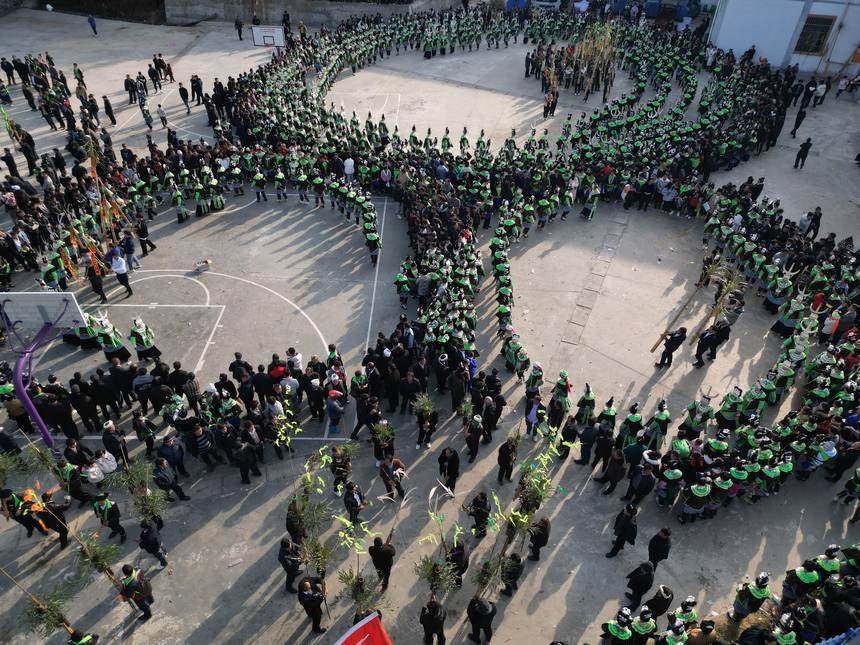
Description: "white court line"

(195, 304), (226, 372)
(135, 269), (331, 437)
(102, 272), (212, 306)
(363, 198), (388, 349)
(29, 273), (213, 373)
(135, 269), (328, 353)
(27, 269), (343, 441)
(347, 197), (388, 437)
(394, 93), (401, 128)
(115, 88), (176, 132)
(81, 303), (220, 308)
(165, 118), (210, 140)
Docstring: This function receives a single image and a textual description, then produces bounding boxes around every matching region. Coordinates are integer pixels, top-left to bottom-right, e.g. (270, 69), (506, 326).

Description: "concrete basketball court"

(0, 7), (859, 645)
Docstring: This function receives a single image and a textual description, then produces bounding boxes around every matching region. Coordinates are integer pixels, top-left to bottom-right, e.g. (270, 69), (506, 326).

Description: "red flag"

(334, 613), (393, 645)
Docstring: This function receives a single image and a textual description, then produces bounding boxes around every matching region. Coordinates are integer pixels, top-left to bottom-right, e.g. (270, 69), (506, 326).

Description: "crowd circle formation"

(0, 3), (858, 644)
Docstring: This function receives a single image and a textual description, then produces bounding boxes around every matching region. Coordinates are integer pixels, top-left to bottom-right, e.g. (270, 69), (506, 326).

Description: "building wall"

(790, 0), (860, 75)
(710, 0), (805, 64)
(164, 0), (453, 27)
(0, 0), (24, 15)
(711, 0), (860, 75)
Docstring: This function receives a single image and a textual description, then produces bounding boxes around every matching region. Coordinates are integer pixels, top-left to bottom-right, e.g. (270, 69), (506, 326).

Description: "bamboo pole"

(0, 564), (74, 635)
(649, 287), (702, 353)
(15, 431), (134, 607)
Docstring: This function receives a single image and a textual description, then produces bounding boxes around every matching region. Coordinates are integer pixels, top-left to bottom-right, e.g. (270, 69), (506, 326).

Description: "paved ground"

(0, 8), (859, 645)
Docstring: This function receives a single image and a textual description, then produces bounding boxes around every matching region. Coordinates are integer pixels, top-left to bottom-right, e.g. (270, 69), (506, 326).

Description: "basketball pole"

(12, 323), (60, 449)
(2, 298), (72, 452)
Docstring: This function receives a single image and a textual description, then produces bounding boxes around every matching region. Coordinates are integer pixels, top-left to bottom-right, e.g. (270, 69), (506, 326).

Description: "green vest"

(606, 621), (631, 640)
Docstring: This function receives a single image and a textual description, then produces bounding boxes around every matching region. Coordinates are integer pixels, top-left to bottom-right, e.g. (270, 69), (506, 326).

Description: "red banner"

(334, 613), (393, 645)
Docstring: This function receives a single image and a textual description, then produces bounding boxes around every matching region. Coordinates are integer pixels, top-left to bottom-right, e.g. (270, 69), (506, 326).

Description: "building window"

(794, 15), (835, 55)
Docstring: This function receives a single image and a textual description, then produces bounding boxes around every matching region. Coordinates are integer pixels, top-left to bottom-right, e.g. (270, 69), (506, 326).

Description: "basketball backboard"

(251, 25), (287, 48)
(0, 292), (87, 338)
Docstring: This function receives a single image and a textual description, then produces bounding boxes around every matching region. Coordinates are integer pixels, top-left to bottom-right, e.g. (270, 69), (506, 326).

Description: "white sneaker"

(416, 444), (421, 450)
(532, 434), (538, 443)
(375, 460), (381, 467)
(425, 443), (431, 449)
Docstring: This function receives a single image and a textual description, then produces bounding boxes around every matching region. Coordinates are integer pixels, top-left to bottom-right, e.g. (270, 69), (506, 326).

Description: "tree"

(76, 531), (120, 583)
(336, 568), (385, 616)
(413, 555), (460, 596)
(473, 550), (515, 599)
(272, 396), (302, 450)
(24, 583), (73, 636)
(0, 451), (27, 488)
(0, 565), (74, 636)
(104, 460), (167, 524)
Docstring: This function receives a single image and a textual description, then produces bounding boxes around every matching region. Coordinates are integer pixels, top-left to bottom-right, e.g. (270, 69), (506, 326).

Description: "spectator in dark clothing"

(252, 365), (274, 406)
(69, 385), (100, 434)
(647, 527), (672, 569)
(188, 424), (225, 468)
(625, 561), (655, 608)
(298, 577), (327, 634)
(139, 520), (168, 567)
(237, 440), (262, 484)
(399, 371), (421, 414)
(132, 368), (155, 414)
(655, 327), (687, 368)
(466, 596), (496, 643)
(88, 374), (120, 420)
(217, 373), (238, 400)
(109, 358), (136, 407)
(278, 537), (301, 593)
(153, 457), (191, 500)
(102, 420), (130, 466)
(157, 435), (189, 476)
(167, 361), (189, 393)
(644, 584), (674, 619)
(606, 504), (638, 558)
(621, 463), (657, 505)
(63, 438), (93, 467)
(228, 352), (253, 380)
(419, 597), (447, 644)
(368, 535), (396, 590)
(528, 517), (551, 561)
(593, 449), (625, 494)
(693, 326), (717, 368)
(500, 553), (524, 596)
(794, 137), (812, 169)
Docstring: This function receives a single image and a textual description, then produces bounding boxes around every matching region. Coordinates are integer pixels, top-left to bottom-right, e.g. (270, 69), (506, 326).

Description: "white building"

(708, 0), (860, 75)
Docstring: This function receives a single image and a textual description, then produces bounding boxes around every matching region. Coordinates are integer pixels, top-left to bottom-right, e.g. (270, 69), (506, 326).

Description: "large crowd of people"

(0, 2), (858, 643)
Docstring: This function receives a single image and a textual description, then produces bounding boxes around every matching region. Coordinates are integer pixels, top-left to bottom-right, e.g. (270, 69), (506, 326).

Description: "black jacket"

(278, 542), (301, 573)
(102, 430), (127, 461)
(139, 524), (163, 553)
(167, 369), (189, 392)
(626, 562), (655, 594)
(613, 511), (637, 545)
(298, 579), (325, 614)
(438, 450), (460, 479)
(648, 533), (671, 564)
(64, 444), (93, 467)
(466, 598), (496, 627)
(663, 330), (686, 351)
(530, 520), (551, 548)
(368, 542), (395, 572)
(497, 440), (516, 466)
(419, 603), (447, 631)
